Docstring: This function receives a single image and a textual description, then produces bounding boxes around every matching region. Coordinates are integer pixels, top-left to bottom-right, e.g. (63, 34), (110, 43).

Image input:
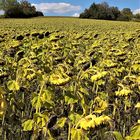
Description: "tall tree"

(110, 7), (120, 20)
(121, 8), (133, 20)
(134, 13), (140, 20)
(0, 0), (44, 18)
(20, 0), (36, 17)
(79, 2), (134, 21)
(0, 0), (18, 11)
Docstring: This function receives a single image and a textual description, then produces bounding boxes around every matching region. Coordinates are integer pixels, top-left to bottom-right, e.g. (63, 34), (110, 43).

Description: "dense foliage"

(79, 2), (138, 21)
(0, 17), (140, 140)
(133, 13), (140, 21)
(0, 0), (43, 18)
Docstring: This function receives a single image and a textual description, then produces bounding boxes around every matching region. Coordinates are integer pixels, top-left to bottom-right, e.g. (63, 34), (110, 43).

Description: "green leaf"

(56, 117), (67, 128)
(40, 89), (54, 106)
(135, 102), (140, 109)
(130, 124), (140, 139)
(125, 136), (132, 140)
(131, 64), (140, 72)
(31, 96), (42, 111)
(79, 87), (89, 95)
(91, 71), (108, 82)
(22, 120), (34, 131)
(93, 97), (108, 113)
(18, 58), (31, 68)
(71, 128), (89, 140)
(0, 87), (6, 96)
(65, 93), (78, 104)
(41, 118), (46, 127)
(7, 80), (20, 91)
(69, 113), (81, 124)
(115, 88), (132, 97)
(113, 131), (124, 140)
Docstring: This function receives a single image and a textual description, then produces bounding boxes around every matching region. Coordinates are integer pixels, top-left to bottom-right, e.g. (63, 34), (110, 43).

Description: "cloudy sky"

(0, 0), (140, 16)
(31, 0), (140, 16)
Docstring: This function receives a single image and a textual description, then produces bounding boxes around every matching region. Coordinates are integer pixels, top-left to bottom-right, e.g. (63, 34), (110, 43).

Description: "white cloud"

(133, 9), (140, 14)
(0, 10), (4, 15)
(32, 3), (81, 14)
(72, 13), (80, 17)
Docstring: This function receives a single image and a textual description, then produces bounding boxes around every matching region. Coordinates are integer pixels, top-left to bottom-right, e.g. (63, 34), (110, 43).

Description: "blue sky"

(0, 0), (140, 16)
(29, 0), (140, 16)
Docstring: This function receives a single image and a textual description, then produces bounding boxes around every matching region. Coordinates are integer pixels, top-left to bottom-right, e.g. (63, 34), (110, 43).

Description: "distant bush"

(117, 15), (130, 21)
(133, 13), (140, 20)
(0, 15), (5, 18)
(35, 11), (44, 17)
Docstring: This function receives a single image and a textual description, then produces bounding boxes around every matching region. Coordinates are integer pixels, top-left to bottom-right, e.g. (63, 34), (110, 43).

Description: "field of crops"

(0, 17), (140, 140)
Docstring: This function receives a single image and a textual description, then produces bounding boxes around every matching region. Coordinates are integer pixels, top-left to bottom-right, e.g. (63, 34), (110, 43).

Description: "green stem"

(68, 123), (71, 140)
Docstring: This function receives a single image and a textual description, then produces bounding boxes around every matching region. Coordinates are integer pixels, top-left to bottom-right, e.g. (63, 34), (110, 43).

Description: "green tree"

(79, 9), (90, 18)
(79, 2), (121, 20)
(133, 13), (140, 21)
(110, 7), (120, 20)
(79, 2), (134, 21)
(88, 3), (98, 19)
(0, 0), (18, 11)
(0, 0), (44, 18)
(20, 0), (36, 17)
(134, 13), (140, 19)
(121, 8), (133, 20)
(0, 0), (22, 18)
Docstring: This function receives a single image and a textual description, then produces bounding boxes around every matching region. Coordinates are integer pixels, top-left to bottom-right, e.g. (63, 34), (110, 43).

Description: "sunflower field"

(0, 17), (140, 140)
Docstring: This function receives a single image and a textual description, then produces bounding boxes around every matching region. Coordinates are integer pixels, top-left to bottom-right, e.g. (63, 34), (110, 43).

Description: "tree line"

(0, 0), (44, 18)
(79, 2), (140, 21)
